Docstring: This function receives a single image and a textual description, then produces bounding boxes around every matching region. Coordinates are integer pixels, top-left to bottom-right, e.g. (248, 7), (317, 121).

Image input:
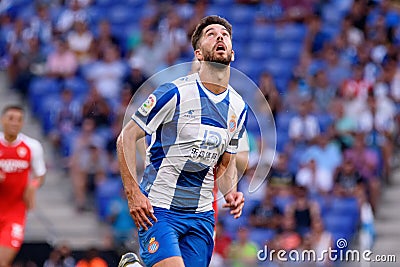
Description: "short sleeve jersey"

(0, 133), (46, 218)
(132, 73), (248, 213)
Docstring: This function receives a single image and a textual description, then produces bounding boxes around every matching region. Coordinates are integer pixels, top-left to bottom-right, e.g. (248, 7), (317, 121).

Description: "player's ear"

(195, 49), (203, 61)
(231, 50), (235, 62)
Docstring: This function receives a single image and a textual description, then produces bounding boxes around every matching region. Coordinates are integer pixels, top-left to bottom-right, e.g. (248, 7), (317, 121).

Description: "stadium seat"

(28, 77), (61, 115)
(275, 24), (307, 42)
(228, 5), (257, 25)
(276, 41), (302, 61)
(315, 113), (334, 132)
(247, 41), (275, 61)
(251, 24), (276, 42)
(63, 77), (90, 98)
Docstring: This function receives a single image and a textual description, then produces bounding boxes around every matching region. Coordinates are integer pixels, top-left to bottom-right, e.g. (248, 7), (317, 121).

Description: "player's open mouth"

(215, 43), (226, 51)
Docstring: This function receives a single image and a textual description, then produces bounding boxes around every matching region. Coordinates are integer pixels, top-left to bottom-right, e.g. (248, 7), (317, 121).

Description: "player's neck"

(198, 62), (230, 94)
(4, 133), (18, 143)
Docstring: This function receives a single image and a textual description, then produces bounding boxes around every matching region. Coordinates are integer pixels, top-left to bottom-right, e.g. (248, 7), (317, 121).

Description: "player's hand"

(223, 191), (245, 219)
(23, 184), (37, 210)
(127, 191), (158, 231)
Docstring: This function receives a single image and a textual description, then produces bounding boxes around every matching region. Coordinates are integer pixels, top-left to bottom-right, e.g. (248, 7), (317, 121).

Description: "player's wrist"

(30, 179), (40, 189)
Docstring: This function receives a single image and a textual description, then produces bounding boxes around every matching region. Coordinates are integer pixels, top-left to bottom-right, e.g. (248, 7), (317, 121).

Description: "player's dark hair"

(191, 15), (232, 50)
(1, 105), (24, 115)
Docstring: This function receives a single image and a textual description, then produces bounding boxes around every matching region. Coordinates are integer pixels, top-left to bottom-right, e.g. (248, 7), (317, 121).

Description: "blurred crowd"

(1, 0), (400, 266)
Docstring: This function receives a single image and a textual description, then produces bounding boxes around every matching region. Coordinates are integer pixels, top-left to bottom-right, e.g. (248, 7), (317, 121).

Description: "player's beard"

(202, 49), (232, 69)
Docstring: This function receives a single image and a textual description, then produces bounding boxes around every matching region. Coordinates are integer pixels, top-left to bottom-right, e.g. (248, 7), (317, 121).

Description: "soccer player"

(0, 105), (46, 267)
(117, 16), (248, 267)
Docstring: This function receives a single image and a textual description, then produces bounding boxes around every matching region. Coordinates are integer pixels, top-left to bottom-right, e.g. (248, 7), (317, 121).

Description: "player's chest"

(0, 144), (31, 173)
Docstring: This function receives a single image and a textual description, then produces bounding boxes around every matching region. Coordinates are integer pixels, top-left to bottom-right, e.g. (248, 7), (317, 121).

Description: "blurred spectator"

(302, 133), (342, 177)
(332, 100), (357, 150)
(282, 77), (305, 113)
(333, 159), (365, 200)
(93, 20), (120, 54)
(228, 227), (258, 267)
(12, 36), (46, 96)
(76, 247), (108, 267)
(359, 93), (395, 181)
(285, 186), (321, 236)
(342, 15), (365, 49)
(46, 37), (78, 79)
(296, 158), (333, 195)
(70, 142), (108, 212)
(131, 29), (165, 77)
(159, 10), (188, 55)
(67, 20), (93, 64)
(341, 63), (372, 103)
(304, 15), (330, 57)
(257, 72), (281, 118)
(310, 69), (337, 113)
(288, 100), (320, 145)
(56, 0), (88, 33)
(306, 220), (333, 266)
(43, 243), (75, 267)
(270, 215), (302, 252)
(249, 188), (282, 230)
(268, 153), (295, 196)
(124, 57), (146, 97)
(48, 87), (82, 147)
(86, 45), (126, 100)
(344, 134), (381, 213)
(29, 3), (53, 45)
(82, 85), (112, 127)
(323, 46), (352, 90)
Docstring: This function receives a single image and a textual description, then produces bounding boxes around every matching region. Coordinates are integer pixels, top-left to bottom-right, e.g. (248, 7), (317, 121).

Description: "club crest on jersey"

(229, 114), (237, 132)
(138, 94), (156, 116)
(17, 147), (27, 158)
(148, 237), (159, 254)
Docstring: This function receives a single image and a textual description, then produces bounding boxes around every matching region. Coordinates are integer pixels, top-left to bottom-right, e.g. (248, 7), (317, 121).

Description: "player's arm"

(117, 120), (157, 230)
(216, 152), (244, 219)
(24, 139), (47, 210)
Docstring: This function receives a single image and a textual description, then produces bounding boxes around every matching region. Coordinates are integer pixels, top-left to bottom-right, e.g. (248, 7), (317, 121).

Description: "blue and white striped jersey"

(132, 73), (248, 213)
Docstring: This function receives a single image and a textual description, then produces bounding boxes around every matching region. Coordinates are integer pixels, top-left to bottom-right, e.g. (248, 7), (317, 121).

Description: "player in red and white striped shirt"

(0, 105), (46, 267)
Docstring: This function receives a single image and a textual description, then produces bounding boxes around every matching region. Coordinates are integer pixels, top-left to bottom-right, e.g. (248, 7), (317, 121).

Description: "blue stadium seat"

(263, 59), (294, 81)
(251, 24), (276, 42)
(275, 111), (295, 131)
(275, 24), (307, 42)
(315, 113), (334, 132)
(63, 77), (89, 98)
(28, 77), (61, 115)
(228, 5), (257, 25)
(276, 41), (302, 61)
(322, 4), (345, 25)
(248, 41), (275, 61)
(276, 129), (289, 152)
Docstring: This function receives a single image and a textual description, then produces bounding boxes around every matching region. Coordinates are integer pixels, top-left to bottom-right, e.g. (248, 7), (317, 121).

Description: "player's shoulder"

(19, 133), (43, 151)
(228, 85), (247, 110)
(172, 72), (198, 87)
